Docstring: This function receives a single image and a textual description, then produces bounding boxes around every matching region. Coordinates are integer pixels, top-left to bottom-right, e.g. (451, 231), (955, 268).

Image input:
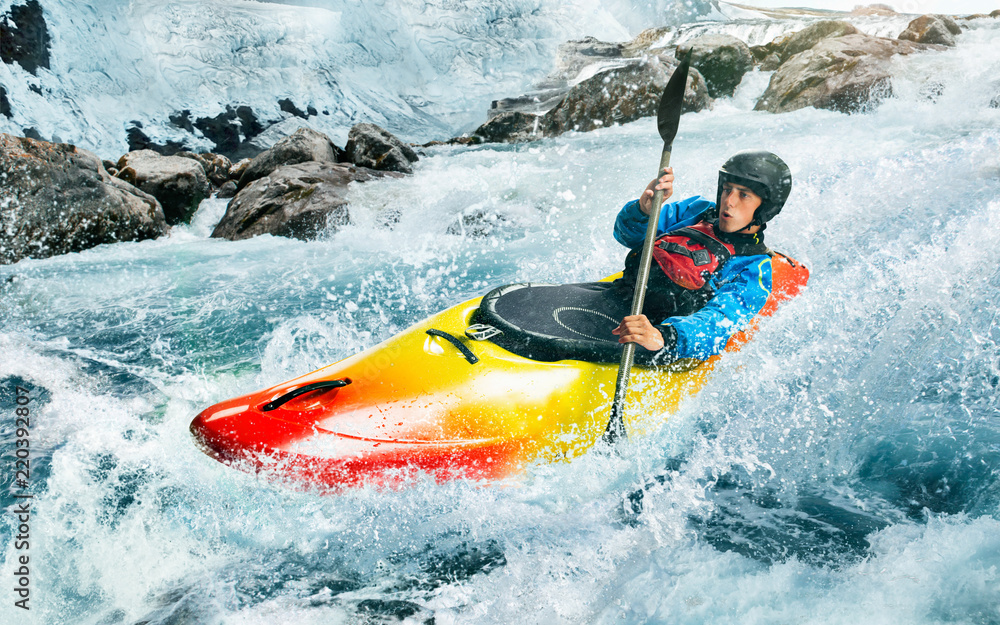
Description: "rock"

(474, 112), (539, 144)
(932, 15), (962, 36)
(993, 10), (1000, 18)
(623, 28), (672, 56)
(345, 123), (418, 174)
(898, 15), (957, 47)
(126, 124), (187, 157)
(247, 117), (337, 154)
(760, 53), (782, 72)
(489, 37), (634, 120)
(755, 34), (938, 114)
(0, 0), (50, 75)
(187, 105), (268, 161)
(550, 37), (625, 82)
(278, 98), (313, 119)
(446, 208), (512, 238)
(115, 150), (211, 225)
(237, 127), (339, 190)
(177, 151), (232, 187)
(676, 34), (753, 98)
(212, 161), (401, 241)
(779, 21), (860, 61)
(229, 158), (252, 181)
(472, 55), (711, 143)
(0, 86), (10, 118)
(0, 134), (166, 264)
(216, 180), (238, 199)
(538, 56), (710, 137)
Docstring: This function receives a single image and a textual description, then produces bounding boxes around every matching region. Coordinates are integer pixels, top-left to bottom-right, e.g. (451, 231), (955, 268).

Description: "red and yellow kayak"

(190, 254), (808, 490)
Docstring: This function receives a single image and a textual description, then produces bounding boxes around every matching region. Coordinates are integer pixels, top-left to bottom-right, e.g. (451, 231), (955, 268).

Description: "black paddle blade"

(656, 50), (692, 149)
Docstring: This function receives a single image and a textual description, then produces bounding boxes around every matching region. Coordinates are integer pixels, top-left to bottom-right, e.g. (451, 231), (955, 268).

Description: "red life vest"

(651, 222), (736, 290)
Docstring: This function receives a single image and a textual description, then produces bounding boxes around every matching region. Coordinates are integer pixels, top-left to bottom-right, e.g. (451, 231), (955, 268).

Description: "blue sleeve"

(663, 255), (773, 360)
(613, 196), (716, 249)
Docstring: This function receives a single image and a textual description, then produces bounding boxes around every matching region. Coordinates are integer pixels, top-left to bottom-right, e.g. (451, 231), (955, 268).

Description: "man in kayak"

(611, 150), (792, 363)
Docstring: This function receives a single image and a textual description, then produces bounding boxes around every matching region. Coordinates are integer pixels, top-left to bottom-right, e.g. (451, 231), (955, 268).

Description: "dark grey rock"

(237, 127), (338, 190)
(539, 56), (710, 136)
(345, 123), (418, 174)
(0, 134), (166, 264)
(216, 180), (238, 199)
(0, 86), (11, 118)
(212, 161), (401, 241)
(0, 0), (50, 76)
(446, 208), (512, 238)
(474, 112), (539, 144)
(676, 34), (753, 98)
(115, 150), (211, 225)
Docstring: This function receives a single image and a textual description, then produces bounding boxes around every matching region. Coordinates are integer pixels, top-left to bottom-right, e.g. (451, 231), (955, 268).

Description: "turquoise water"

(3, 19), (1000, 625)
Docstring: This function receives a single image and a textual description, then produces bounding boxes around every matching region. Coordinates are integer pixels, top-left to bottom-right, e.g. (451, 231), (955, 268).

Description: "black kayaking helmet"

(716, 150), (792, 229)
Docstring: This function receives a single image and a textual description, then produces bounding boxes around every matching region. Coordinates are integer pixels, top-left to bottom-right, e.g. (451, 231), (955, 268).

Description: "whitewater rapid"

(3, 5), (1000, 625)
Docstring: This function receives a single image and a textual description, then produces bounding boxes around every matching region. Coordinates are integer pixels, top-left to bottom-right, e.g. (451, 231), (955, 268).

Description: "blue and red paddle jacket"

(613, 195), (773, 361)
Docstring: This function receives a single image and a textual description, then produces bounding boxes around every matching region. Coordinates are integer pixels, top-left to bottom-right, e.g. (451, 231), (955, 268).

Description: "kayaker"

(611, 150), (792, 363)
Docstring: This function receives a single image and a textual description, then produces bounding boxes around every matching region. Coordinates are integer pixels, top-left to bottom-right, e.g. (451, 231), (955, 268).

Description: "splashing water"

(3, 9), (1000, 625)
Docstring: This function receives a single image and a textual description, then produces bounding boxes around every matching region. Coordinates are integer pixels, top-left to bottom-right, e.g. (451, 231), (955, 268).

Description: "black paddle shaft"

(604, 53), (691, 444)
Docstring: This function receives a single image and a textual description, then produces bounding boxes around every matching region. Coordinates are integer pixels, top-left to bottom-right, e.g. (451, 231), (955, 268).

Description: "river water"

(3, 9), (1000, 625)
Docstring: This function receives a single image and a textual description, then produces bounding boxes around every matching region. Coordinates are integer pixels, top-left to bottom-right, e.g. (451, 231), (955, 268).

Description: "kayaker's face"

(718, 182), (762, 233)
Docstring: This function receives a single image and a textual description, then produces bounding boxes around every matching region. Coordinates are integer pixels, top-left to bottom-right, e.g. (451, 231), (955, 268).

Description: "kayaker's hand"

(639, 167), (674, 215)
(612, 315), (665, 351)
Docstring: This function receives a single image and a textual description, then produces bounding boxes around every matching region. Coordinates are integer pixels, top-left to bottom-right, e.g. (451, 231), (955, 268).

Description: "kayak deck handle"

(261, 378), (352, 412)
(426, 329), (479, 365)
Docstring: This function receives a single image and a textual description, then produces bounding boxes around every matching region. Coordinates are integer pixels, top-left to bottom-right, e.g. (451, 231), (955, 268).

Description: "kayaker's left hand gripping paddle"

(604, 51), (692, 444)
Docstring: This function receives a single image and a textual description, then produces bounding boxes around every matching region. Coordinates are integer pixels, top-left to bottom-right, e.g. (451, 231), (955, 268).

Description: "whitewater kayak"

(191, 253), (808, 489)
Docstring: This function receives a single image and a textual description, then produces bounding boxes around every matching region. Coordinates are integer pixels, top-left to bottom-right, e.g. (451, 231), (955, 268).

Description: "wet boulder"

(177, 151), (232, 187)
(935, 15), (963, 35)
(676, 34), (753, 98)
(237, 127), (339, 190)
(229, 157), (252, 182)
(473, 112), (539, 144)
(779, 21), (861, 62)
(115, 150), (210, 225)
(537, 56), (710, 137)
(345, 123), (419, 175)
(898, 15), (958, 47)
(755, 34), (938, 114)
(212, 161), (401, 241)
(216, 180), (238, 199)
(0, 134), (166, 264)
(751, 21), (859, 72)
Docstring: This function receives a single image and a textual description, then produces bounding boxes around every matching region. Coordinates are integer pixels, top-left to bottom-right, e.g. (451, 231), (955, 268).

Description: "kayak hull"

(191, 256), (809, 490)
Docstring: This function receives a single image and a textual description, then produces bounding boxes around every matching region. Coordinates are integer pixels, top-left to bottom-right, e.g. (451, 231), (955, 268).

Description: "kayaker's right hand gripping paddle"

(603, 51), (691, 445)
